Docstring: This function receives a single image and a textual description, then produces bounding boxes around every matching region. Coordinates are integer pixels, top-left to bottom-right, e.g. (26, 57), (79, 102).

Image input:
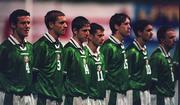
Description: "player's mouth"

(23, 29), (29, 35)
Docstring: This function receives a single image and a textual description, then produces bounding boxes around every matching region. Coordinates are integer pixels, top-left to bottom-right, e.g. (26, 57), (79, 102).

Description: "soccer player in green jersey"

(63, 16), (91, 105)
(84, 23), (106, 105)
(149, 26), (176, 105)
(33, 10), (67, 105)
(100, 13), (131, 105)
(0, 9), (35, 105)
(126, 20), (153, 105)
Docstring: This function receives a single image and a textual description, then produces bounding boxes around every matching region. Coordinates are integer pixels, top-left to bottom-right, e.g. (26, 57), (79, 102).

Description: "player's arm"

(0, 45), (11, 91)
(61, 47), (73, 79)
(126, 48), (138, 77)
(100, 45), (113, 72)
(32, 42), (47, 82)
(173, 43), (179, 80)
(149, 54), (160, 92)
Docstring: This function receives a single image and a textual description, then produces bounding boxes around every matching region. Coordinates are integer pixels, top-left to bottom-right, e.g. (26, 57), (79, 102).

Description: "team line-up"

(0, 9), (179, 105)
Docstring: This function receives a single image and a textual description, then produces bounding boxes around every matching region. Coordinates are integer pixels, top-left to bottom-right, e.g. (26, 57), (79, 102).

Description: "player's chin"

(127, 31), (131, 35)
(59, 32), (65, 36)
(99, 41), (104, 45)
(84, 39), (88, 42)
(81, 38), (87, 42)
(124, 33), (130, 37)
(61, 30), (66, 34)
(23, 33), (29, 37)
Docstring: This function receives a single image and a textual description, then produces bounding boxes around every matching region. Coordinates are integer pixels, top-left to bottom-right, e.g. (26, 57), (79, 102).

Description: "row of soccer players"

(0, 9), (179, 105)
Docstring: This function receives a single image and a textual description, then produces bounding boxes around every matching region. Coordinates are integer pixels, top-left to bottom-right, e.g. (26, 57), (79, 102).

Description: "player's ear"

(11, 23), (16, 29)
(160, 38), (165, 44)
(114, 24), (119, 30)
(49, 22), (54, 29)
(73, 28), (78, 35)
(138, 31), (143, 37)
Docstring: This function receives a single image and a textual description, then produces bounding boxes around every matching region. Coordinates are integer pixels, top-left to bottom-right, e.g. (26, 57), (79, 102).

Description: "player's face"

(141, 24), (153, 42)
(164, 30), (176, 50)
(118, 18), (131, 38)
(77, 25), (90, 43)
(91, 29), (105, 46)
(53, 16), (67, 37)
(15, 16), (30, 38)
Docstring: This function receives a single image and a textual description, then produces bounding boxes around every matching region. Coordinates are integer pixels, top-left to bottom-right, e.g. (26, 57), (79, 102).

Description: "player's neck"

(160, 43), (170, 53)
(114, 33), (123, 42)
(13, 32), (24, 44)
(73, 36), (83, 47)
(87, 42), (98, 53)
(48, 30), (59, 41)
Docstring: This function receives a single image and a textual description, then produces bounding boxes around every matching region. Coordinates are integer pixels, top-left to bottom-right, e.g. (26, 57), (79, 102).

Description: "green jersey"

(33, 33), (64, 100)
(0, 35), (33, 94)
(62, 38), (90, 97)
(126, 40), (152, 90)
(173, 42), (179, 80)
(84, 45), (106, 99)
(100, 35), (129, 93)
(173, 42), (179, 63)
(150, 46), (175, 97)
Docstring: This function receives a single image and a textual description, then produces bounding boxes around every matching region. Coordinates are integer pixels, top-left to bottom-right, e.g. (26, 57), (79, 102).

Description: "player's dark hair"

(71, 16), (90, 32)
(133, 19), (152, 37)
(90, 23), (104, 36)
(9, 9), (30, 26)
(45, 10), (65, 29)
(157, 26), (174, 42)
(109, 13), (131, 35)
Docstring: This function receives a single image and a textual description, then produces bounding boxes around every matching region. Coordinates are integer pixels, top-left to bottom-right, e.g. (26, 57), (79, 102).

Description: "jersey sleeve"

(0, 44), (11, 91)
(62, 47), (74, 76)
(0, 45), (4, 70)
(100, 44), (113, 71)
(126, 48), (139, 77)
(173, 43), (179, 80)
(33, 42), (47, 70)
(32, 42), (48, 83)
(149, 53), (161, 92)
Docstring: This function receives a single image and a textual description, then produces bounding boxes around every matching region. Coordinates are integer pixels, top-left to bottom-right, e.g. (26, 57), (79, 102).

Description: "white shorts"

(13, 93), (36, 105)
(0, 91), (5, 105)
(150, 94), (175, 105)
(127, 90), (151, 105)
(116, 92), (127, 105)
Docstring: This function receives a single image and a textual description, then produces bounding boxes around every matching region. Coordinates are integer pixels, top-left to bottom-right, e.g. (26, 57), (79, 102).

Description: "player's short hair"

(45, 10), (65, 29)
(109, 13), (131, 34)
(90, 23), (104, 36)
(157, 26), (174, 42)
(133, 19), (152, 37)
(9, 9), (30, 26)
(71, 16), (90, 32)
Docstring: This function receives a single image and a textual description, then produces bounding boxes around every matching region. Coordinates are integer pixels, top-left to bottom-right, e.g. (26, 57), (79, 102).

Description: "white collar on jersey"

(109, 35), (123, 45)
(85, 45), (100, 57)
(44, 32), (57, 43)
(8, 35), (27, 45)
(70, 38), (85, 54)
(133, 39), (147, 51)
(159, 45), (170, 58)
(70, 38), (83, 50)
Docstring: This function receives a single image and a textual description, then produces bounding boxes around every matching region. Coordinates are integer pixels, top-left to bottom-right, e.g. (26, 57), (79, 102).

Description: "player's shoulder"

(150, 48), (164, 60)
(33, 36), (47, 47)
(101, 39), (116, 49)
(26, 41), (33, 46)
(0, 39), (12, 49)
(126, 43), (138, 53)
(64, 42), (76, 52)
(103, 39), (113, 45)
